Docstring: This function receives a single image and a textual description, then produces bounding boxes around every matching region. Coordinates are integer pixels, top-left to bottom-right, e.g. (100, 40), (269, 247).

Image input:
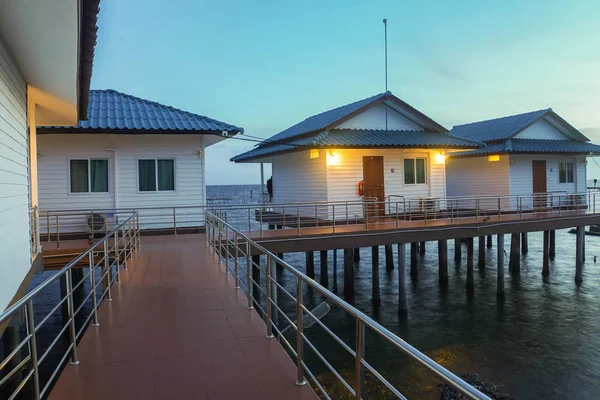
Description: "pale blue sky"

(91, 0), (600, 184)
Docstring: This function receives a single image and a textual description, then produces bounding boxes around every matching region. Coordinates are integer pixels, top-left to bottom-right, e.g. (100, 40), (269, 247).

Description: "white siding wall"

(326, 149), (446, 218)
(335, 104), (424, 131)
(514, 119), (568, 140)
(446, 155), (511, 209)
(0, 36), (30, 311)
(38, 134), (206, 232)
(271, 150), (328, 217)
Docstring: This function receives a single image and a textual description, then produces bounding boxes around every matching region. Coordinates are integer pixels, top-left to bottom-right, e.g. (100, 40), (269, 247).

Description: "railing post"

(56, 214), (60, 248)
(248, 208), (251, 232)
(332, 204), (336, 233)
(265, 255), (274, 339)
(246, 240), (253, 310)
(104, 238), (112, 301)
(395, 202), (399, 228)
(346, 202), (349, 225)
(259, 207), (263, 238)
(295, 277), (306, 386)
(283, 205), (286, 227)
(519, 196), (523, 219)
(114, 229), (121, 284)
(315, 204), (318, 228)
(475, 198), (479, 223)
(173, 207), (177, 235)
(297, 207), (301, 236)
(26, 301), (41, 400)
(225, 224), (230, 274)
(355, 320), (365, 399)
(234, 233), (240, 289)
(89, 251), (99, 326)
(498, 197), (501, 217)
(66, 269), (79, 365)
(47, 212), (50, 243)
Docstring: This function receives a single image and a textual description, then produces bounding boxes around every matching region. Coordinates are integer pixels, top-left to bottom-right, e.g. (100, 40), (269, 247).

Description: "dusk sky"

(91, 0), (600, 184)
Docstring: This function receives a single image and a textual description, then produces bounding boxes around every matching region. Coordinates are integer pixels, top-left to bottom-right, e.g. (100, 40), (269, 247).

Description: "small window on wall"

(404, 158), (426, 184)
(70, 159), (109, 193)
(559, 161), (574, 183)
(138, 159), (175, 191)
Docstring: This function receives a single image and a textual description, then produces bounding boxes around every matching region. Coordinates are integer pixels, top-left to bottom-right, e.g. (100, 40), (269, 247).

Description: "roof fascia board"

(544, 112), (589, 142)
(385, 96), (448, 133)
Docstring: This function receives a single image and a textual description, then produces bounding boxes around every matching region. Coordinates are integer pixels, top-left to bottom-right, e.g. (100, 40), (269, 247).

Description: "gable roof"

(38, 89), (244, 135)
(449, 109), (588, 143)
(231, 129), (479, 162)
(449, 138), (600, 158)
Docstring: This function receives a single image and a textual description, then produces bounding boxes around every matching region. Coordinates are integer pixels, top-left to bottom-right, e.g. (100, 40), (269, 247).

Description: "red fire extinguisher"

(358, 180), (364, 196)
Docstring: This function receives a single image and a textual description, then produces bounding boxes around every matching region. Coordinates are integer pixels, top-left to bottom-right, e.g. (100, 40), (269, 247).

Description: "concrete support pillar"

(306, 251), (315, 279)
(438, 239), (448, 286)
(385, 244), (394, 271)
(497, 234), (505, 297)
(509, 233), (521, 275)
(419, 241), (426, 255)
(353, 248), (361, 262)
(454, 238), (461, 263)
(371, 246), (380, 304)
(487, 235), (493, 248)
(478, 236), (485, 268)
(344, 248), (355, 299)
(466, 237), (474, 291)
(542, 230), (550, 277)
(549, 230), (556, 260)
(576, 226), (584, 283)
(521, 232), (528, 255)
(398, 243), (407, 312)
(410, 242), (418, 278)
(320, 250), (328, 287)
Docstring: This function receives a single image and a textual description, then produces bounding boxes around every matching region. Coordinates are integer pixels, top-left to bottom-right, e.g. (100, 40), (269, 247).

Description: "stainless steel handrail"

(206, 210), (491, 399)
(0, 212), (140, 400)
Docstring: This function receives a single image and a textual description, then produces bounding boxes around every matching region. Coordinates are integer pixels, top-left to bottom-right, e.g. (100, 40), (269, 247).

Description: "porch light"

(434, 152), (446, 164)
(326, 150), (339, 166)
(488, 155), (500, 162)
(309, 149), (319, 159)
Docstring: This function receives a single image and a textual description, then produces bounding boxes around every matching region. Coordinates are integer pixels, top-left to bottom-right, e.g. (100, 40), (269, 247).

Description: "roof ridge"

(305, 92), (389, 120)
(90, 89), (241, 130)
(452, 108), (552, 129)
(330, 128), (426, 133)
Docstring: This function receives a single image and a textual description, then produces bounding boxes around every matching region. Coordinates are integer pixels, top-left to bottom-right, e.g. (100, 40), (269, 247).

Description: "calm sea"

(2, 184), (599, 399)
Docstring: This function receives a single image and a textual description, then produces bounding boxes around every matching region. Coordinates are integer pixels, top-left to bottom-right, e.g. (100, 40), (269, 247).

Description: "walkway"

(49, 234), (317, 400)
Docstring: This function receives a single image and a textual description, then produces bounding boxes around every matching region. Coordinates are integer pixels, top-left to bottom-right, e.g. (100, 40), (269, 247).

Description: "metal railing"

(30, 207), (41, 260)
(205, 210), (491, 399)
(213, 191), (598, 237)
(0, 212), (140, 400)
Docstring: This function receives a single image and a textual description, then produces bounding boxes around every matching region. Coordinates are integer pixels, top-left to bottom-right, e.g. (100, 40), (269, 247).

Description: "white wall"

(326, 148), (446, 217)
(446, 155), (511, 209)
(335, 103), (424, 131)
(37, 134), (207, 232)
(0, 36), (31, 311)
(514, 119), (569, 140)
(271, 150), (328, 217)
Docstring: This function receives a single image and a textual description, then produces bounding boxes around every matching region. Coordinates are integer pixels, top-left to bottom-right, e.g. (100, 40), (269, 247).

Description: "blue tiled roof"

(231, 129), (480, 162)
(450, 139), (600, 157)
(449, 109), (551, 142)
(42, 89), (243, 134)
(265, 92), (391, 144)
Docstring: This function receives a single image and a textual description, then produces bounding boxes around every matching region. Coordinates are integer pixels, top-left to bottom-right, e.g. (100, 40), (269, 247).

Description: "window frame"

(558, 161), (574, 184)
(403, 157), (428, 185)
(137, 157), (177, 193)
(68, 158), (110, 194)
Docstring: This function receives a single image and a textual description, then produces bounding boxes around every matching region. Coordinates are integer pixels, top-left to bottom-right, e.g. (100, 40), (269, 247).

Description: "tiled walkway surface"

(49, 235), (317, 400)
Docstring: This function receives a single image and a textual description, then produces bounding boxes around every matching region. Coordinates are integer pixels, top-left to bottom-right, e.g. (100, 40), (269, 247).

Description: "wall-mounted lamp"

(488, 154), (500, 162)
(309, 149), (319, 159)
(326, 150), (339, 166)
(197, 150), (203, 159)
(434, 151), (446, 164)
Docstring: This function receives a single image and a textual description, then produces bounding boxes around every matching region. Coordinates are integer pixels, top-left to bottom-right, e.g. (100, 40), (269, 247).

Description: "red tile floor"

(49, 234), (317, 400)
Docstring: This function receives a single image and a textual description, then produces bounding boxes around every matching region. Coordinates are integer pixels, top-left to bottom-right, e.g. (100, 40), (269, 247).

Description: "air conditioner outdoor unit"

(418, 197), (438, 213)
(86, 213), (106, 240)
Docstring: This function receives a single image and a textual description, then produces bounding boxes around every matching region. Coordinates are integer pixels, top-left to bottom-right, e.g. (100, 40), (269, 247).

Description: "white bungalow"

(231, 92), (479, 218)
(446, 109), (600, 209)
(0, 0), (100, 311)
(37, 89), (243, 232)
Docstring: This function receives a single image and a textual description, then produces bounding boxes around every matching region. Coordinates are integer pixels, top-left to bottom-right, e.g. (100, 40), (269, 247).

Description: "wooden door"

(363, 156), (385, 216)
(532, 160), (547, 210)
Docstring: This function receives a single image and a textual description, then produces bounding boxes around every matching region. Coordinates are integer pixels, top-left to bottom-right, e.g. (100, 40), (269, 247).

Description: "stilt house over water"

(446, 109), (600, 209)
(231, 92), (479, 217)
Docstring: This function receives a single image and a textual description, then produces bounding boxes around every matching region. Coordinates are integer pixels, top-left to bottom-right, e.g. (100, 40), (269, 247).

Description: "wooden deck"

(246, 209), (600, 253)
(48, 234), (317, 400)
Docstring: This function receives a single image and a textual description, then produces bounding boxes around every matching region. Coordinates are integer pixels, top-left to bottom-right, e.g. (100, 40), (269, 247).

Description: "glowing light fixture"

(326, 150), (339, 166)
(488, 154), (500, 162)
(434, 152), (446, 164)
(309, 149), (319, 159)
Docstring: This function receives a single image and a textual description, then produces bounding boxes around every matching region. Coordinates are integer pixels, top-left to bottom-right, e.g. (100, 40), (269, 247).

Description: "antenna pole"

(383, 18), (388, 132)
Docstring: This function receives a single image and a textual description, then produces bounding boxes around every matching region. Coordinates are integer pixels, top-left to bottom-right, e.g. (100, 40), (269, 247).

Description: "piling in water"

(344, 248), (355, 299)
(372, 246), (380, 304)
(385, 244), (394, 271)
(542, 230), (550, 277)
(509, 233), (521, 275)
(521, 232), (528, 255)
(466, 237), (474, 291)
(497, 234), (505, 296)
(354, 248), (361, 262)
(306, 251), (315, 279)
(454, 238), (462, 263)
(487, 235), (493, 248)
(419, 241), (426, 255)
(576, 226), (584, 283)
(549, 230), (556, 260)
(398, 243), (407, 312)
(478, 236), (485, 268)
(438, 239), (448, 286)
(320, 250), (328, 287)
(410, 242), (418, 278)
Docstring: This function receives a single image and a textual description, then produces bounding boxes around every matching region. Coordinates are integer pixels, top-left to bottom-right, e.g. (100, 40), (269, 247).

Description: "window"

(404, 158), (426, 184)
(70, 159), (108, 193)
(559, 161), (574, 183)
(138, 159), (175, 191)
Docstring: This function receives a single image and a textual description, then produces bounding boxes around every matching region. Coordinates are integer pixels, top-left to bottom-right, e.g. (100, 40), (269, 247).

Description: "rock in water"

(438, 373), (516, 400)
